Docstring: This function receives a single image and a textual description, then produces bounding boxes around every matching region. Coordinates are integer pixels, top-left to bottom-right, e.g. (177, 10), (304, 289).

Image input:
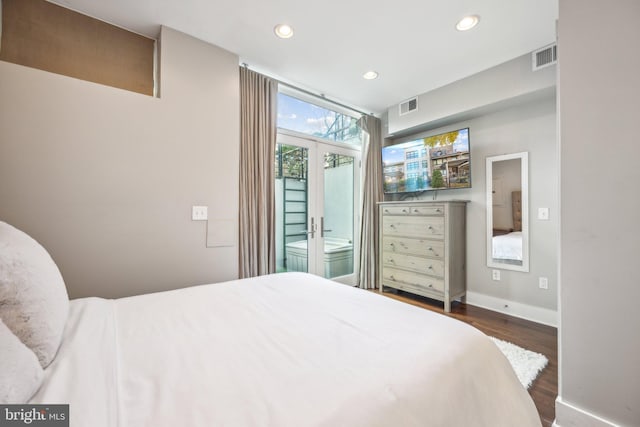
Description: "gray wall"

(0, 27), (240, 299)
(387, 95), (558, 314)
(387, 53), (556, 136)
(557, 0), (640, 425)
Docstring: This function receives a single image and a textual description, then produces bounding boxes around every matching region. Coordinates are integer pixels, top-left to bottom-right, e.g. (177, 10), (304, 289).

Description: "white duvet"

(492, 231), (524, 261)
(30, 273), (540, 426)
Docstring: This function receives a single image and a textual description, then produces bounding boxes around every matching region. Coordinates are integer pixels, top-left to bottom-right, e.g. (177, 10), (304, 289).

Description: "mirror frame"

(486, 152), (529, 272)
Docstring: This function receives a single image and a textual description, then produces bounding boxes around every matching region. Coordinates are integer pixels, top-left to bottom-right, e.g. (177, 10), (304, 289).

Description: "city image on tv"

(382, 128), (470, 193)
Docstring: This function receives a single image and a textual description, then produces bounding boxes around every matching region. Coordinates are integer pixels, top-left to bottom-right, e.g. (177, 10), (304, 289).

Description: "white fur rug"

(490, 337), (548, 389)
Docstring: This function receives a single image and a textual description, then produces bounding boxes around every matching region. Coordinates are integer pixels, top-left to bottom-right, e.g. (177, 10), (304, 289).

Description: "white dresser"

(378, 201), (468, 312)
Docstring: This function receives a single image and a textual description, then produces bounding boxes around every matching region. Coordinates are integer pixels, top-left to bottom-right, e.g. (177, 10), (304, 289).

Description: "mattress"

(30, 272), (540, 426)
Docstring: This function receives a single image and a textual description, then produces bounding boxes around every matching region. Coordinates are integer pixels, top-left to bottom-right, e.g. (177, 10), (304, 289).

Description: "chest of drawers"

(378, 201), (467, 312)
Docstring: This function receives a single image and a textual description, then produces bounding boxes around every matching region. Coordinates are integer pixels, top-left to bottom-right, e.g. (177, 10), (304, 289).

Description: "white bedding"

(30, 273), (540, 426)
(492, 231), (524, 261)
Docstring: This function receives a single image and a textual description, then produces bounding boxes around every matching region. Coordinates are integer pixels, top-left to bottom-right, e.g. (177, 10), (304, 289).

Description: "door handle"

(304, 217), (316, 238)
(320, 217), (332, 237)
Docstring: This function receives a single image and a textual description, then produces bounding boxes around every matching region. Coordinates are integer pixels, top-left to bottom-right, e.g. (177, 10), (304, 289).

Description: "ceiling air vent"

(399, 97), (418, 116)
(532, 43), (557, 71)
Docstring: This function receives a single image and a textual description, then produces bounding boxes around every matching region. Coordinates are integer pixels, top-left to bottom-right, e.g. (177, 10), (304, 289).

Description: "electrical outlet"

(538, 207), (550, 220)
(192, 206), (208, 221)
(492, 270), (501, 281)
(539, 277), (549, 289)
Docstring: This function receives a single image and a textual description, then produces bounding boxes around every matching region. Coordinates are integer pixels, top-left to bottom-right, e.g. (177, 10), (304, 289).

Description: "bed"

(1, 222), (541, 426)
(492, 231), (523, 261)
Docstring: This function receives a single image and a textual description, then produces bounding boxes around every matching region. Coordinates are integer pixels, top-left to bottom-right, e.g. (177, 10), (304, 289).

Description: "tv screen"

(382, 128), (471, 194)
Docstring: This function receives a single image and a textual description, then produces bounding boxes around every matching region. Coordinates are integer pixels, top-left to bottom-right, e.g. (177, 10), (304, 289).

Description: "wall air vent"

(399, 97), (418, 116)
(532, 43), (557, 71)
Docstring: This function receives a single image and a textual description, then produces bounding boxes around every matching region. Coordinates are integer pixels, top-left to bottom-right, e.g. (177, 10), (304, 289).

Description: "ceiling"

(50, 0), (558, 115)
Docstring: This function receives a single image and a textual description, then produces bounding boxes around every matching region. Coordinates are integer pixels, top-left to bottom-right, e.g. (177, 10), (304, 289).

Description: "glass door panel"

(275, 142), (311, 273)
(321, 152), (355, 279)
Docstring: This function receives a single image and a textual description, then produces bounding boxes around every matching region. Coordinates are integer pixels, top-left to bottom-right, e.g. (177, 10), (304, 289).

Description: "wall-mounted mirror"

(486, 152), (529, 272)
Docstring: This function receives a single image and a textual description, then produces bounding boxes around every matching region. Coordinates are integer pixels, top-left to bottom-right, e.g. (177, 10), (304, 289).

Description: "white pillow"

(0, 318), (44, 403)
(0, 221), (69, 367)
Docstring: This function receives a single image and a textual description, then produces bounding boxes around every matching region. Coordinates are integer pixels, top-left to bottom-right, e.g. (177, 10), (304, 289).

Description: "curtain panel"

(357, 115), (383, 289)
(239, 67), (277, 278)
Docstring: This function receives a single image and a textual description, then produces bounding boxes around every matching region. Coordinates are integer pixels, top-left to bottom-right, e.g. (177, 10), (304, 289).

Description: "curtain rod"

(242, 63), (373, 117)
(277, 81), (372, 117)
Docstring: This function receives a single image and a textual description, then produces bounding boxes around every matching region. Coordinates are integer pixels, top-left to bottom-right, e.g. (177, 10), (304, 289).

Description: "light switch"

(538, 207), (549, 220)
(539, 277), (549, 289)
(192, 206), (208, 221)
(492, 270), (501, 281)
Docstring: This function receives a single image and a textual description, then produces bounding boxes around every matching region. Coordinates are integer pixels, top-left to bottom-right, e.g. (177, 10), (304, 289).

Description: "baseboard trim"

(465, 291), (557, 327)
(554, 397), (619, 427)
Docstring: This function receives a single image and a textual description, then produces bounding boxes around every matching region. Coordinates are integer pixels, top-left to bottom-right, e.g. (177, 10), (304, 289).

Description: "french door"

(275, 132), (360, 285)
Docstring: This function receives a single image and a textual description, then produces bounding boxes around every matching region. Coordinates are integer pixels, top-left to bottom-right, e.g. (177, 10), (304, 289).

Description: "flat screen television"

(382, 127), (471, 194)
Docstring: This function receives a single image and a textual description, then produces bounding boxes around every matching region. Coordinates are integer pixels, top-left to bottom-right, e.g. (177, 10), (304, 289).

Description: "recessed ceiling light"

(274, 24), (294, 39)
(456, 15), (480, 31)
(363, 71), (378, 80)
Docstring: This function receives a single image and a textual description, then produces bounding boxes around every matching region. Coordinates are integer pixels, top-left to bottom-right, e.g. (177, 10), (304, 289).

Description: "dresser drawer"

(381, 205), (412, 215)
(382, 216), (445, 239)
(380, 204), (445, 216)
(382, 268), (445, 294)
(382, 252), (444, 277)
(408, 205), (444, 216)
(382, 238), (444, 259)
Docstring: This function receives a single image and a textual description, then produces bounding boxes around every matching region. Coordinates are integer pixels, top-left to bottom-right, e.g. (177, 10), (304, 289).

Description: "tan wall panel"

(0, 0), (154, 95)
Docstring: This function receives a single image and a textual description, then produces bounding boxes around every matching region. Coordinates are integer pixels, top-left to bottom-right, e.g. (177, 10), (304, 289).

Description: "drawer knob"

(390, 275), (396, 281)
(428, 284), (433, 288)
(428, 247), (433, 251)
(413, 209), (419, 213)
(428, 226), (433, 230)
(428, 265), (433, 270)
(384, 209), (389, 213)
(436, 209), (442, 213)
(390, 224), (396, 228)
(402, 209), (407, 213)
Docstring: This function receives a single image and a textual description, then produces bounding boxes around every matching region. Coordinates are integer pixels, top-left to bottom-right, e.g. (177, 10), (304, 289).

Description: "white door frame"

(277, 131), (361, 285)
(316, 143), (361, 285)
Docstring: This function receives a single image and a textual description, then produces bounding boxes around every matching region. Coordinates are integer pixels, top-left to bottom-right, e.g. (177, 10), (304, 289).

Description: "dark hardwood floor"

(376, 289), (558, 427)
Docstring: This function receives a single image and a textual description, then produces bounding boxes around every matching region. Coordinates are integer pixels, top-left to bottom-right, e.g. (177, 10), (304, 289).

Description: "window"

(324, 153), (354, 169)
(406, 161), (419, 171)
(277, 92), (361, 145)
(275, 145), (307, 179)
(406, 151), (419, 160)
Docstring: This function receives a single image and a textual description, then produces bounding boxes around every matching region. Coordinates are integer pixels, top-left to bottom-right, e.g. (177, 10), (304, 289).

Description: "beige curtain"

(239, 67), (277, 278)
(357, 115), (383, 289)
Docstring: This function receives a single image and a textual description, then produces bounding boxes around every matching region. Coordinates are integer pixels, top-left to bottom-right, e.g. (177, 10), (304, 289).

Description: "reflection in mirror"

(486, 152), (529, 272)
